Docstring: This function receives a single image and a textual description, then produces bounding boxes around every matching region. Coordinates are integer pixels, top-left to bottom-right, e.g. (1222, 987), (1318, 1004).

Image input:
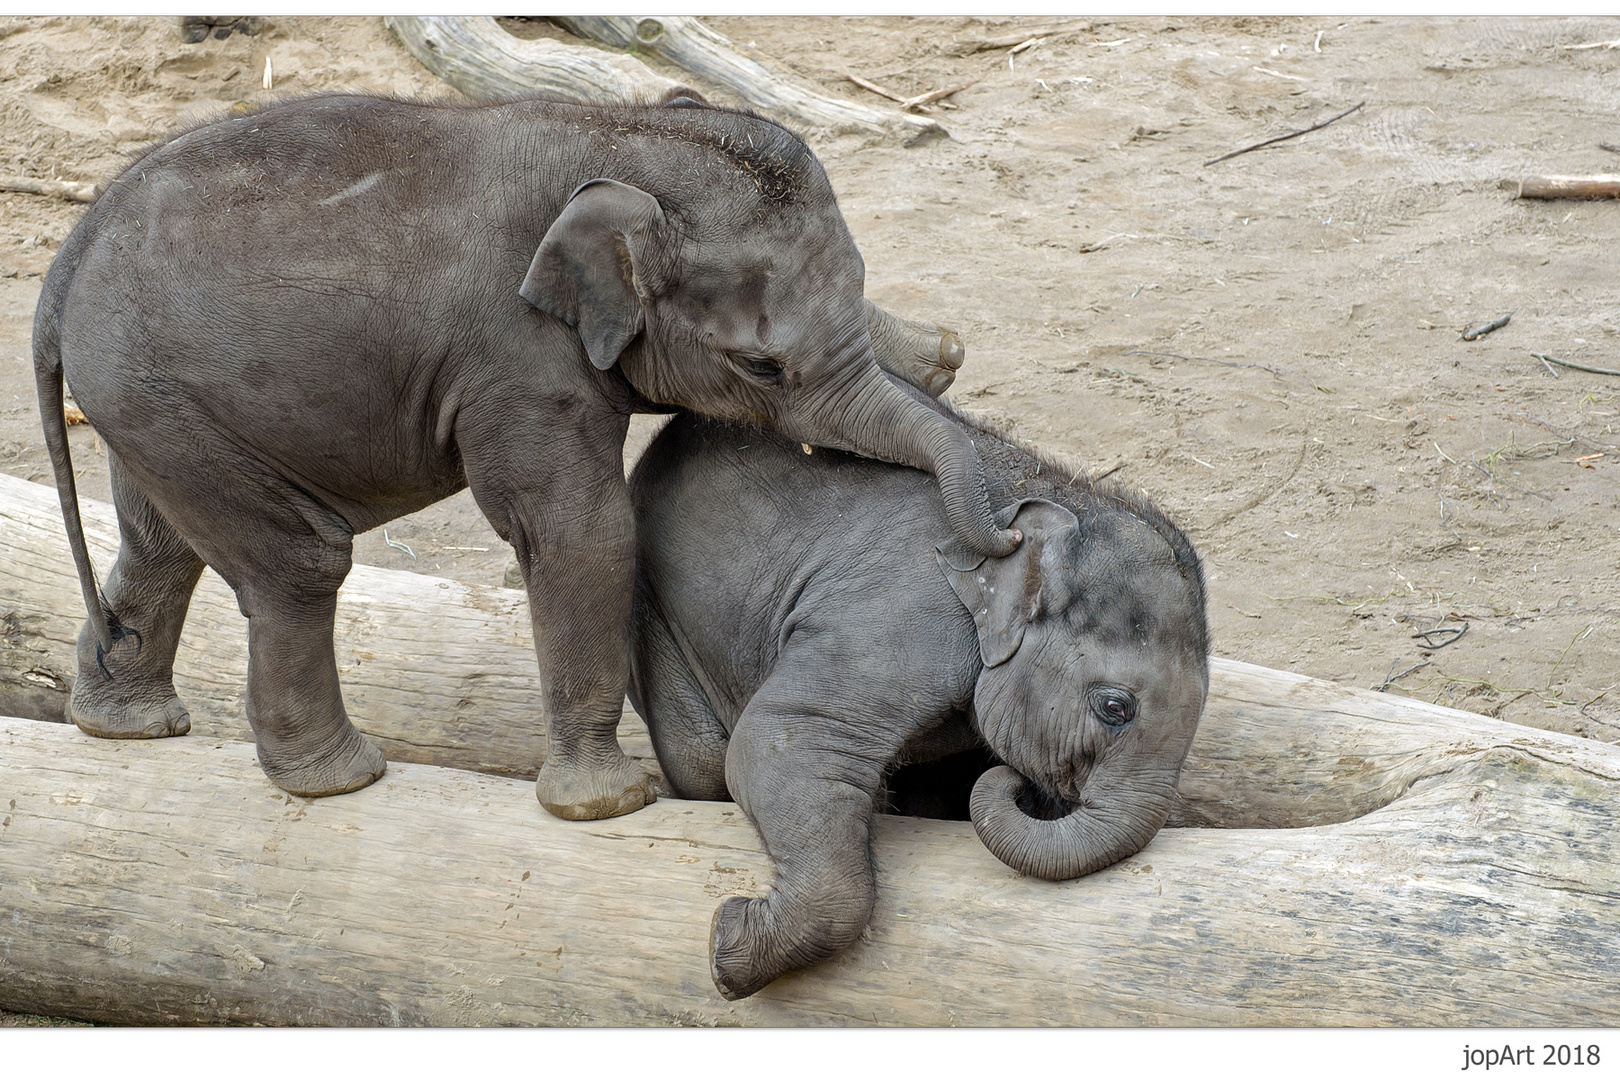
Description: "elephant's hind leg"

(628, 577), (730, 801)
(175, 470), (384, 798)
(68, 451), (205, 739)
(238, 579), (385, 797)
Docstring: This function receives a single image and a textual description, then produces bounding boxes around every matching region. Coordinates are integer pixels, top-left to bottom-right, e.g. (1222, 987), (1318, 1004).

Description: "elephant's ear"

(936, 499), (1080, 668)
(520, 179), (669, 371)
(658, 85), (712, 108)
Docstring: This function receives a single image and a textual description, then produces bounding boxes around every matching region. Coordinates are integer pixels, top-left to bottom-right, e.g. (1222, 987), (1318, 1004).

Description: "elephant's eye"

(1089, 686), (1137, 728)
(739, 355), (783, 384)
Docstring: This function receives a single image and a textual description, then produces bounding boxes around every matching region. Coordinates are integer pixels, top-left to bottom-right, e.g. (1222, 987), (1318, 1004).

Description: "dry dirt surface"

(1, 17), (1616, 754)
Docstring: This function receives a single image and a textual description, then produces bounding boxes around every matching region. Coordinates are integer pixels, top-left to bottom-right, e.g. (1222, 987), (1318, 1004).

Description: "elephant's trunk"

(799, 362), (1018, 558)
(968, 763), (1177, 881)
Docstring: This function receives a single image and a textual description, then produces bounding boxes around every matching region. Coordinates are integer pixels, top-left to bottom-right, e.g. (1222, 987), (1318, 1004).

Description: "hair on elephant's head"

(518, 101), (1017, 559)
(936, 495), (1209, 880)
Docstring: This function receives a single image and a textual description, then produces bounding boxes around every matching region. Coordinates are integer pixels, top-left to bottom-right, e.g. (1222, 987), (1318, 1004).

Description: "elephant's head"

(517, 109), (1017, 559)
(937, 496), (1209, 880)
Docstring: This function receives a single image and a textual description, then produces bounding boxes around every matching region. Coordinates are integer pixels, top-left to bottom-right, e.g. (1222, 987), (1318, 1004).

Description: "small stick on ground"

(1092, 461), (1127, 482)
(1461, 312), (1512, 340)
(382, 530), (417, 560)
(943, 21), (1090, 56)
(1537, 354), (1561, 378)
(1412, 623), (1468, 650)
(1601, 143), (1620, 155)
(900, 80), (977, 110)
(1504, 175), (1620, 199)
(1374, 658), (1430, 693)
(0, 176), (100, 203)
(1532, 352), (1620, 378)
(845, 72), (906, 103)
(1513, 412), (1620, 454)
(1204, 100), (1365, 167)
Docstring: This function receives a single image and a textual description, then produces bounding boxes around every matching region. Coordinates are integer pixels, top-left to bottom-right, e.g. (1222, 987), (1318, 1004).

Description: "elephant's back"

(632, 411), (949, 569)
(631, 411), (958, 650)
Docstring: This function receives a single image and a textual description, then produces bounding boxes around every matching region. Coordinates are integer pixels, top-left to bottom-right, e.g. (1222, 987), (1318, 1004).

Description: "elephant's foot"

(256, 724), (386, 798)
(709, 896), (782, 1001)
(535, 755), (657, 821)
(69, 689), (191, 739)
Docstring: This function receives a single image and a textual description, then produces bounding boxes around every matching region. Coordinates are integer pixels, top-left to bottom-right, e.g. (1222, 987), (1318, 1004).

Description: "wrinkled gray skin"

(32, 91), (1017, 818)
(629, 382), (1210, 999)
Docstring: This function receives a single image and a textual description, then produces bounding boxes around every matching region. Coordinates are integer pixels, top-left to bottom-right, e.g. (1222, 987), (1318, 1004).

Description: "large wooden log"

(385, 16), (942, 146)
(551, 16), (945, 146)
(0, 713), (1614, 1026)
(383, 15), (679, 105)
(2, 471), (1615, 830)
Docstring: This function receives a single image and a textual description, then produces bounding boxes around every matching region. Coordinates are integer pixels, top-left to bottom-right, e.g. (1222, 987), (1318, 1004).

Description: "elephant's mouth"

(1012, 776), (1076, 821)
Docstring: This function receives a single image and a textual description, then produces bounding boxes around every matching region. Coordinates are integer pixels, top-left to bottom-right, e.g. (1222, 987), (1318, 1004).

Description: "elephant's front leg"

(524, 489), (654, 820)
(463, 404), (655, 821)
(711, 659), (918, 999)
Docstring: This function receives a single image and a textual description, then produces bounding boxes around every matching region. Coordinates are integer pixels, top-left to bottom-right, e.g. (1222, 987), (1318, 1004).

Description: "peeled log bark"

(2, 470), (1616, 830)
(383, 16), (680, 105)
(551, 16), (945, 146)
(0, 713), (1615, 1026)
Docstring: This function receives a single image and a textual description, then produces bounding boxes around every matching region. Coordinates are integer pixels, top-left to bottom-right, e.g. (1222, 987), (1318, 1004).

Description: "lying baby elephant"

(628, 383), (1211, 999)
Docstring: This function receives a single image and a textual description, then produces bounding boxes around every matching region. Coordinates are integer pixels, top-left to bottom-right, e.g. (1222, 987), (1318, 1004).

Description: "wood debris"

(0, 176), (99, 203)
(1205, 101), (1366, 167)
(899, 80), (977, 110)
(1461, 313), (1512, 340)
(1502, 175), (1620, 199)
(943, 20), (1091, 56)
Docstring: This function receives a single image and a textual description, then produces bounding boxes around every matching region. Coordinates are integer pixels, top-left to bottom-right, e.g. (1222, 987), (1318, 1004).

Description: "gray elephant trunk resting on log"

(31, 90), (1013, 820)
(628, 381), (1210, 999)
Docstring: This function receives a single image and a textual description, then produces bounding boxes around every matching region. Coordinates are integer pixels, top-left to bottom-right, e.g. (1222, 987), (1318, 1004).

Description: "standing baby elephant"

(629, 383), (1210, 998)
(34, 91), (1018, 819)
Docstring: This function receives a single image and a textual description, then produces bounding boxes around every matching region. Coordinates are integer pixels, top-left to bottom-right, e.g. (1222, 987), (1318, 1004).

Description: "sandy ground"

(1, 13), (1617, 1022)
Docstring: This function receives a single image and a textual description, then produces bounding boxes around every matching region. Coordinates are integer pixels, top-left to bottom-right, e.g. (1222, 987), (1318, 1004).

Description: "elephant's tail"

(33, 236), (123, 670)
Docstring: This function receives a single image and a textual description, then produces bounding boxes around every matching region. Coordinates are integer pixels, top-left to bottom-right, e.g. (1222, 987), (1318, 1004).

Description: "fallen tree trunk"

(0, 713), (1614, 1026)
(1, 470), (1613, 828)
(383, 16), (679, 105)
(551, 16), (944, 145)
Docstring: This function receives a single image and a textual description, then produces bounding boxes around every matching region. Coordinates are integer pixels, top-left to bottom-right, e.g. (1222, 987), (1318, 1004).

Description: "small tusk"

(801, 443), (813, 455)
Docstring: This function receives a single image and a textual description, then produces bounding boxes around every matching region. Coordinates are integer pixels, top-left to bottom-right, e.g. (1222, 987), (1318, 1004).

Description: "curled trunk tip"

(970, 764), (1168, 881)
